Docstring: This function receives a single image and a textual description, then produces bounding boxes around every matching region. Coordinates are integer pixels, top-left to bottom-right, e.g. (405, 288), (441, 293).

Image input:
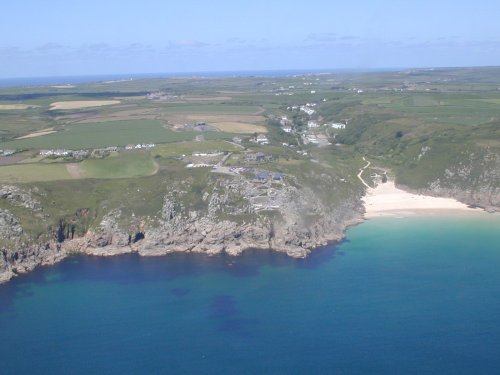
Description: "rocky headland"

(0, 177), (364, 283)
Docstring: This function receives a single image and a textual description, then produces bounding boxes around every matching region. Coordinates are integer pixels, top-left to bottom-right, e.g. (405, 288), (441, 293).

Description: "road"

(357, 157), (372, 189)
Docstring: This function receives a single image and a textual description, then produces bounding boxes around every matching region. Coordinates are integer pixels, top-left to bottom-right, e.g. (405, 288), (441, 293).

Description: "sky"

(1, 0), (500, 78)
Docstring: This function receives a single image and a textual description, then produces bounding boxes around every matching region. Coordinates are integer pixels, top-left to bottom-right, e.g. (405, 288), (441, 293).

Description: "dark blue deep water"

(1, 216), (500, 375)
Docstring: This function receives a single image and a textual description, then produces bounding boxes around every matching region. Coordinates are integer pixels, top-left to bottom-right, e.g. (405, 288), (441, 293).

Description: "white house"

(300, 106), (315, 116)
(280, 116), (290, 126)
(256, 134), (269, 145)
(307, 121), (320, 128)
(330, 123), (346, 129)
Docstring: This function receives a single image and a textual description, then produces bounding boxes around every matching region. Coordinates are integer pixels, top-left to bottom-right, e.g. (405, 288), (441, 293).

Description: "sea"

(0, 216), (499, 375)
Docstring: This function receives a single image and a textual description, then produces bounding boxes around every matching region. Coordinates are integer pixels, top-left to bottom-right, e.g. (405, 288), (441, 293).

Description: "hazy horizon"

(2, 64), (499, 85)
(2, 1), (500, 79)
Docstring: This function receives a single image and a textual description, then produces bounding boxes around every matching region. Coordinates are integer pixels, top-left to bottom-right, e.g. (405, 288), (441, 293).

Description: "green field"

(157, 103), (261, 114)
(376, 94), (500, 126)
(0, 163), (71, 183)
(80, 151), (157, 179)
(0, 120), (234, 149)
(466, 98), (500, 105)
(0, 151), (158, 183)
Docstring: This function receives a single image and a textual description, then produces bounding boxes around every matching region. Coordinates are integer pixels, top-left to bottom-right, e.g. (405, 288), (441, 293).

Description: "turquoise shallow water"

(1, 216), (499, 375)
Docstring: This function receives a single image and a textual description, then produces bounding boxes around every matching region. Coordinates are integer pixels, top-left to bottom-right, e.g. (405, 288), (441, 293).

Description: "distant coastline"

(0, 68), (400, 88)
(5, 66), (500, 89)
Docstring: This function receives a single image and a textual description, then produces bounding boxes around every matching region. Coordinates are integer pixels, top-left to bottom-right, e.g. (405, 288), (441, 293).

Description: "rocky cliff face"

(0, 207), (64, 283)
(0, 177), (364, 283)
(0, 185), (44, 213)
(65, 179), (363, 259)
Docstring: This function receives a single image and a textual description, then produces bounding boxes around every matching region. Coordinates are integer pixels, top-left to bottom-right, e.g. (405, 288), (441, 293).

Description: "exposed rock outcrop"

(0, 177), (364, 283)
(0, 208), (23, 241)
(0, 185), (44, 215)
(0, 207), (64, 282)
(62, 182), (363, 260)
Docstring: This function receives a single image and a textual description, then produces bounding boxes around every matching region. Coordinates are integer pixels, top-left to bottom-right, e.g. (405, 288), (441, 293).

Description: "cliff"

(0, 175), (364, 283)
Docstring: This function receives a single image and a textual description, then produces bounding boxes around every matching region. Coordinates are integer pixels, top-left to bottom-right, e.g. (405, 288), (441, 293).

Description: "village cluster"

(178, 145), (287, 211)
(280, 101), (347, 146)
(0, 149), (16, 156)
(39, 143), (156, 158)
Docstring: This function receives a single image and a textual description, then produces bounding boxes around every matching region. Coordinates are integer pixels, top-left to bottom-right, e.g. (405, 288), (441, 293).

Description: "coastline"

(1, 180), (495, 285)
(362, 181), (487, 218)
(0, 212), (364, 284)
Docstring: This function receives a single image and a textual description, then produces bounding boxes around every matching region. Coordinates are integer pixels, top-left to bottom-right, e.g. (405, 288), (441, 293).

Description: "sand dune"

(363, 181), (482, 218)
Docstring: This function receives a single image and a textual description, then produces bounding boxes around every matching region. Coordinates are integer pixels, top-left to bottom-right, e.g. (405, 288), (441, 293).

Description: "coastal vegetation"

(0, 66), (499, 282)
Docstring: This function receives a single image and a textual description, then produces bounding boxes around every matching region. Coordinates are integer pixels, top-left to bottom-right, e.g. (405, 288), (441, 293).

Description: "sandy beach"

(363, 181), (483, 218)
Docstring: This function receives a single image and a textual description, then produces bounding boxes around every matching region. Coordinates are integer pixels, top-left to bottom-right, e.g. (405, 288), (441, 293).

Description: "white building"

(300, 106), (315, 116)
(280, 116), (290, 126)
(330, 123), (346, 129)
(307, 121), (320, 128)
(256, 134), (269, 145)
